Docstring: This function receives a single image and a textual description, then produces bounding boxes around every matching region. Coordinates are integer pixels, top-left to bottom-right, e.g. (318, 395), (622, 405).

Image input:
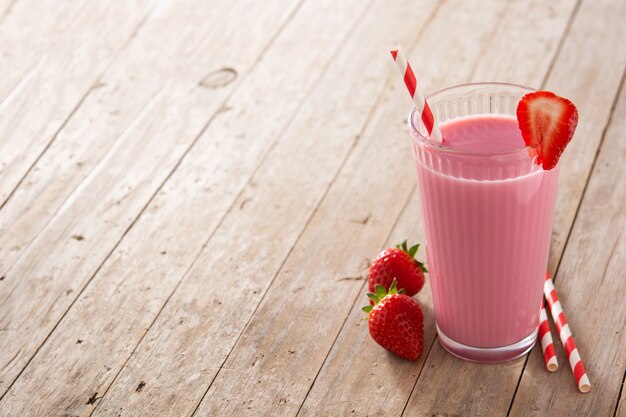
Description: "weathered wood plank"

(83, 0), (445, 416)
(0, 0), (88, 99)
(400, 0), (626, 414)
(0, 1), (155, 206)
(297, 0), (578, 414)
(0, 0), (233, 278)
(296, 191), (429, 417)
(508, 73), (626, 417)
(0, 1), (155, 257)
(0, 2), (622, 416)
(87, 0), (446, 415)
(0, 0), (302, 405)
(0, 0), (378, 414)
(544, 0), (626, 273)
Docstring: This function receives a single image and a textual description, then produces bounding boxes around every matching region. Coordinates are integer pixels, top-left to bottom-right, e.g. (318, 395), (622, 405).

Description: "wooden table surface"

(0, 0), (624, 416)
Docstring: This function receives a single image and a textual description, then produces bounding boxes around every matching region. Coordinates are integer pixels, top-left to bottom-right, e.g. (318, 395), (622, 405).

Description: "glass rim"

(408, 82), (536, 157)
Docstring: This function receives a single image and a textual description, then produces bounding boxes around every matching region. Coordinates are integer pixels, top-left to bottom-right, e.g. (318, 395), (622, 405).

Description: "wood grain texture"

(544, 0), (626, 273)
(0, 0), (87, 99)
(91, 1), (442, 415)
(0, 0), (156, 274)
(0, 0), (378, 415)
(297, 191), (430, 417)
(508, 74), (626, 417)
(0, 0), (623, 415)
(297, 0), (578, 415)
(0, 1), (155, 206)
(467, 0), (577, 85)
(0, 0), (232, 278)
(401, 0), (626, 414)
(0, 0), (301, 407)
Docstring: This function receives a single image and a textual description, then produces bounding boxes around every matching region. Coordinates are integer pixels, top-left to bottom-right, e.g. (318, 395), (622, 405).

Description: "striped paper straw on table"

(538, 300), (558, 372)
(544, 273), (591, 393)
(390, 46), (443, 143)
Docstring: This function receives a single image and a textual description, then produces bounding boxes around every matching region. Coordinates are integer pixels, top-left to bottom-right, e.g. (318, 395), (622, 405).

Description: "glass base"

(436, 325), (538, 363)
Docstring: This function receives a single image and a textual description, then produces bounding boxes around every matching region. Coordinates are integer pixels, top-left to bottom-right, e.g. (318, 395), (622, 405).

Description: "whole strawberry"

(369, 240), (427, 296)
(363, 279), (424, 361)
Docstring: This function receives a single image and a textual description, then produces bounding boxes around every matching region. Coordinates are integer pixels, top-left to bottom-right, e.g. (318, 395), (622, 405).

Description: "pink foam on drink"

(415, 114), (559, 348)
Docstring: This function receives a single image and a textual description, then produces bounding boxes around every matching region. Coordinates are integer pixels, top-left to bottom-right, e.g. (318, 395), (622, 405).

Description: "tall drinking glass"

(408, 83), (559, 362)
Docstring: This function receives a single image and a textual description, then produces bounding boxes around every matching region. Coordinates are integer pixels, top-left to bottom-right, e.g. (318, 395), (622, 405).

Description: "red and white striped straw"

(544, 273), (591, 392)
(538, 300), (558, 372)
(390, 46), (443, 143)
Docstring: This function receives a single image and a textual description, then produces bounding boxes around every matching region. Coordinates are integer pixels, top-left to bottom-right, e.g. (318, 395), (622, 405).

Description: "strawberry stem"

(363, 278), (405, 317)
(396, 240), (428, 273)
(375, 284), (386, 299)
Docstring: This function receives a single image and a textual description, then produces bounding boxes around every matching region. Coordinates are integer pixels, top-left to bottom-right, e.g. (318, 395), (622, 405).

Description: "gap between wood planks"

(465, 0), (510, 82)
(0, 0), (307, 404)
(615, 368), (626, 417)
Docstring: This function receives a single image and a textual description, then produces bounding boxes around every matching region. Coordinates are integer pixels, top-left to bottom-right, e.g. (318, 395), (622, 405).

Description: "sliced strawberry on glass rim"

(516, 91), (578, 170)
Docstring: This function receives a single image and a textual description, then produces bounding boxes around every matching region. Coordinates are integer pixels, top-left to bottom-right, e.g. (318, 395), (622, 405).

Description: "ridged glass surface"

(409, 84), (559, 354)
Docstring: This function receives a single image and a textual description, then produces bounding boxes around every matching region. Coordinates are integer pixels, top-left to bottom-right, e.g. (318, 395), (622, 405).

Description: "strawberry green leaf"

(375, 284), (386, 299)
(389, 278), (398, 294)
(362, 305), (373, 313)
(367, 292), (379, 304)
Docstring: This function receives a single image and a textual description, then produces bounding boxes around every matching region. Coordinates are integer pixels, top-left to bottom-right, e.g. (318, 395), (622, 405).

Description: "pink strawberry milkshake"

(408, 83), (559, 362)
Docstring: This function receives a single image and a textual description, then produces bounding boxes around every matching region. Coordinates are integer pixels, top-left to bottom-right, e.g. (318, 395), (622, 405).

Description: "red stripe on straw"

(390, 46), (443, 143)
(564, 336), (576, 355)
(403, 64), (417, 97)
(574, 361), (587, 381)
(422, 105), (435, 135)
(544, 273), (591, 393)
(544, 344), (557, 363)
(539, 320), (551, 335)
(538, 300), (558, 372)
(547, 288), (558, 306)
